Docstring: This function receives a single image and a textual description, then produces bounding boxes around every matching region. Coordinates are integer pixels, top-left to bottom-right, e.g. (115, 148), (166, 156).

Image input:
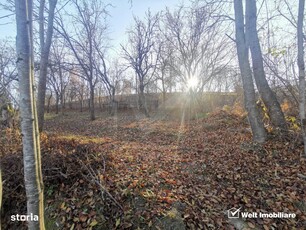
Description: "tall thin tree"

(297, 0), (306, 157)
(15, 0), (45, 228)
(234, 0), (267, 143)
(37, 0), (58, 132)
(55, 0), (108, 120)
(245, 0), (287, 132)
(0, 169), (2, 228)
(122, 11), (160, 116)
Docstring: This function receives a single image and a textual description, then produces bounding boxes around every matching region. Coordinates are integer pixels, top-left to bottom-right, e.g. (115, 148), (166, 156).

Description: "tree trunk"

(139, 83), (149, 117)
(298, 0), (306, 157)
(15, 0), (45, 228)
(89, 84), (95, 120)
(162, 77), (166, 107)
(245, 0), (287, 132)
(60, 93), (64, 114)
(37, 0), (57, 132)
(55, 94), (59, 114)
(110, 86), (117, 116)
(46, 92), (52, 113)
(234, 0), (267, 143)
(0, 169), (2, 228)
(98, 88), (102, 110)
(80, 99), (83, 112)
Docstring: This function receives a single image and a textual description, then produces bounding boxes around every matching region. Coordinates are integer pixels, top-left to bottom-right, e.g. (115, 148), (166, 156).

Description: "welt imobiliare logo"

(227, 207), (296, 219)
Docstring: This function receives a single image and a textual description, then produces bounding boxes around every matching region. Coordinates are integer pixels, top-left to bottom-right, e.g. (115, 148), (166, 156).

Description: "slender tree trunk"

(15, 0), (45, 228)
(0, 169), (2, 228)
(37, 0), (57, 132)
(234, 0), (267, 143)
(298, 0), (306, 157)
(89, 84), (95, 120)
(245, 0), (287, 132)
(161, 76), (166, 107)
(98, 88), (102, 110)
(55, 94), (59, 114)
(60, 93), (64, 114)
(110, 86), (117, 116)
(139, 82), (149, 116)
(80, 99), (83, 112)
(46, 92), (52, 113)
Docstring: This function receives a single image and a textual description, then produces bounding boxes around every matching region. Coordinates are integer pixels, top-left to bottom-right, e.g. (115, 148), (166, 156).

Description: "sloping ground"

(1, 110), (305, 229)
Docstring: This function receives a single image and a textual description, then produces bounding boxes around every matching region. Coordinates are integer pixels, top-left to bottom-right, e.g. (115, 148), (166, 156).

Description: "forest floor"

(1, 109), (306, 229)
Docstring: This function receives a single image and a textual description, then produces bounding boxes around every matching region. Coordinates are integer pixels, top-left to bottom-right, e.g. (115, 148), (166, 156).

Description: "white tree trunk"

(15, 0), (45, 229)
(298, 0), (306, 157)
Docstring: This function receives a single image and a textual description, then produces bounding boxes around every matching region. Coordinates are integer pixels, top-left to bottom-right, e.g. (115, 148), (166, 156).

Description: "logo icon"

(228, 207), (241, 218)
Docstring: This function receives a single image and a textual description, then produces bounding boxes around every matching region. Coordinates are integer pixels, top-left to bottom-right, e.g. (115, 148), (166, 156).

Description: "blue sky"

(109, 1), (183, 44)
(105, 0), (184, 54)
(0, 0), (185, 48)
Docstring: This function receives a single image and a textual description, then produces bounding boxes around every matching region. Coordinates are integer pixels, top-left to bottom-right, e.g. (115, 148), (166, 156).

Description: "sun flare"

(186, 77), (198, 90)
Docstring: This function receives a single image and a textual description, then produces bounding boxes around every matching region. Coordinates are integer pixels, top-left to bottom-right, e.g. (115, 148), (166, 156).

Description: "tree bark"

(15, 0), (45, 228)
(245, 0), (287, 132)
(139, 83), (149, 116)
(89, 84), (95, 120)
(110, 86), (117, 116)
(234, 0), (267, 143)
(0, 169), (2, 228)
(55, 94), (59, 114)
(297, 0), (306, 157)
(37, 0), (57, 132)
(46, 92), (52, 113)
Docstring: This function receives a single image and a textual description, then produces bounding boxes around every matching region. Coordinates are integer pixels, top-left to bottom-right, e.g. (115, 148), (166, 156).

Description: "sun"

(186, 77), (198, 90)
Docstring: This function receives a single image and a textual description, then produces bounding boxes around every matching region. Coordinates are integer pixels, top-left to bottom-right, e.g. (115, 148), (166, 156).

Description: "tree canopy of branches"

(163, 3), (231, 93)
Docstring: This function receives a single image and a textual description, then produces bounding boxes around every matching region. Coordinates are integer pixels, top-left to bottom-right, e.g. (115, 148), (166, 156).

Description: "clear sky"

(0, 0), (185, 48)
(105, 0), (184, 54)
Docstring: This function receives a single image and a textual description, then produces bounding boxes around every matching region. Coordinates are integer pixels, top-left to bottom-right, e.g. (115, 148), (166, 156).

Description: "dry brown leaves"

(1, 110), (305, 229)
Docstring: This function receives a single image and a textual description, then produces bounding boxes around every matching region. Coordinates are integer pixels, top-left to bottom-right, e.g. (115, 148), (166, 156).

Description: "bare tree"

(155, 37), (176, 105)
(163, 3), (231, 93)
(67, 75), (88, 112)
(297, 0), (306, 157)
(103, 60), (125, 115)
(47, 37), (70, 114)
(55, 0), (108, 120)
(93, 47), (123, 115)
(234, 0), (267, 143)
(245, 0), (287, 132)
(121, 10), (160, 116)
(37, 0), (58, 131)
(15, 0), (45, 228)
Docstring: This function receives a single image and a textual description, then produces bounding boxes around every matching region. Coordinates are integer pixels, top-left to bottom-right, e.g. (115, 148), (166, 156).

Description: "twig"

(78, 159), (124, 213)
